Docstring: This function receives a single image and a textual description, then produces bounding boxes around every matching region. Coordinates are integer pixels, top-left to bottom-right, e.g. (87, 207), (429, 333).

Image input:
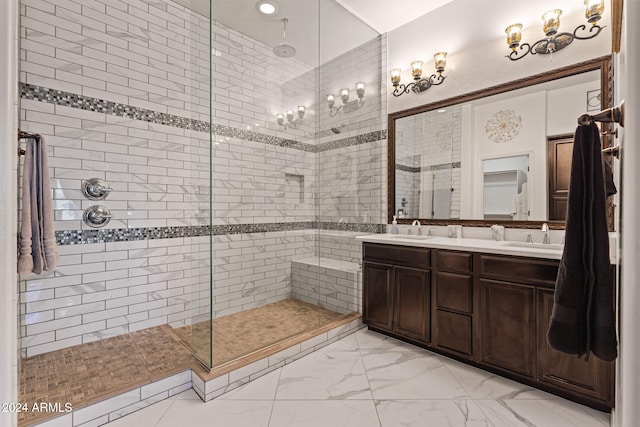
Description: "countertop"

(355, 234), (564, 260)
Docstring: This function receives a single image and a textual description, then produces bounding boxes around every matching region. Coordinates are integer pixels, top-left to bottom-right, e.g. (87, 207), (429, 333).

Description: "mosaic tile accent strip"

(20, 83), (314, 152)
(53, 222), (384, 245)
(315, 130), (387, 153)
(396, 161), (461, 173)
(20, 83), (385, 153)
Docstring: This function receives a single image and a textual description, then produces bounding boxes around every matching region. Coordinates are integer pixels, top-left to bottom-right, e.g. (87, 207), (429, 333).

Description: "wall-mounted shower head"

(273, 18), (296, 58)
(331, 124), (345, 134)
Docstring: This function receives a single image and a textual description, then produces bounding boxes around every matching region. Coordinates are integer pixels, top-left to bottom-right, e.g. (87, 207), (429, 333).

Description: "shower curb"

(191, 316), (364, 401)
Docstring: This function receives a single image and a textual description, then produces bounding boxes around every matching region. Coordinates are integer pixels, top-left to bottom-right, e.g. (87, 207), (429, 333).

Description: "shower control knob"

(82, 178), (113, 201)
(83, 205), (114, 228)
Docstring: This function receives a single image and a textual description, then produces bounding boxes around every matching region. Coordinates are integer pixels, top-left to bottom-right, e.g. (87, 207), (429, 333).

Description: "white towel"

(18, 135), (58, 274)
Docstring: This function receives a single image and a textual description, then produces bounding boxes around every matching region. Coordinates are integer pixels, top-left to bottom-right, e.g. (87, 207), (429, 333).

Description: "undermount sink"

(502, 241), (564, 250)
(388, 234), (432, 240)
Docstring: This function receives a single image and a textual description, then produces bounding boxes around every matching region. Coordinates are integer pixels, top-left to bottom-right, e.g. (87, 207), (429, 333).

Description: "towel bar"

(578, 101), (625, 127)
(602, 146), (620, 159)
(17, 129), (42, 156)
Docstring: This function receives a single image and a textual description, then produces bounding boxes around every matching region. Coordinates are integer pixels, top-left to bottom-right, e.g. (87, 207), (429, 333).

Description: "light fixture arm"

(506, 23), (605, 61)
(392, 73), (446, 97)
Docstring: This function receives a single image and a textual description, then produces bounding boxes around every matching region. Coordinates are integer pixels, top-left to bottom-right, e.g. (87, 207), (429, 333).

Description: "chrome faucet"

(541, 223), (550, 244)
(411, 219), (423, 235)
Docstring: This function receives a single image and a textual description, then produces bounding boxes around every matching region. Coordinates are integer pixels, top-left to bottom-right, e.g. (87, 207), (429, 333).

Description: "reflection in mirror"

(482, 155), (528, 221)
(389, 56), (612, 228)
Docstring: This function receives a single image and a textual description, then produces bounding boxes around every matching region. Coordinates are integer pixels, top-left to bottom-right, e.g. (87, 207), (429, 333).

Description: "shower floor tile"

(174, 298), (346, 367)
(18, 299), (350, 427)
(18, 325), (192, 427)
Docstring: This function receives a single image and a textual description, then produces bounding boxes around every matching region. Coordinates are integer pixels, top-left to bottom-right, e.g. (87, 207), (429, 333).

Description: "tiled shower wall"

(18, 0), (385, 357)
(394, 105), (462, 219)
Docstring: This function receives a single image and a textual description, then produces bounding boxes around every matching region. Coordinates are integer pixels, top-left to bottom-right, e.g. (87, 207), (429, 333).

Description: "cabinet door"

(363, 261), (393, 331)
(537, 289), (612, 403)
(480, 279), (536, 377)
(393, 266), (431, 343)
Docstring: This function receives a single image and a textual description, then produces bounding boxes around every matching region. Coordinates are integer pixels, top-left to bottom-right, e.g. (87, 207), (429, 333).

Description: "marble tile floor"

(104, 328), (610, 427)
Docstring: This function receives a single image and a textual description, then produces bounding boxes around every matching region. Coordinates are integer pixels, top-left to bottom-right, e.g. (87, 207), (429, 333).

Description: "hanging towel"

(18, 135), (58, 274)
(547, 123), (617, 361)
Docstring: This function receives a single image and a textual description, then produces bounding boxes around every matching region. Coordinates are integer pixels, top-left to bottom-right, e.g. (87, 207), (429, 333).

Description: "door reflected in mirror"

(482, 155), (529, 221)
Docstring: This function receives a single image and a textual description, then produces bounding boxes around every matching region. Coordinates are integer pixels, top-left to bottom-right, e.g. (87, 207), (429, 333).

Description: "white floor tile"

(376, 399), (491, 427)
(362, 350), (469, 400)
(269, 400), (380, 427)
(475, 399), (610, 427)
(102, 328), (610, 427)
(219, 368), (281, 400)
(276, 350), (372, 400)
(155, 398), (272, 427)
(441, 357), (558, 400)
(354, 328), (418, 353)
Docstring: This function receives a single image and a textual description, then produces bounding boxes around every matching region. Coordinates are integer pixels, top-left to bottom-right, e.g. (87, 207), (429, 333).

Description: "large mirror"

(388, 56), (613, 228)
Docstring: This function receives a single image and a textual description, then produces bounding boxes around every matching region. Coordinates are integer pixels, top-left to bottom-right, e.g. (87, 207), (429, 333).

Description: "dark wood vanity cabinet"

(433, 251), (474, 357)
(362, 243), (614, 410)
(363, 243), (431, 344)
(479, 279), (536, 376)
(536, 289), (613, 402)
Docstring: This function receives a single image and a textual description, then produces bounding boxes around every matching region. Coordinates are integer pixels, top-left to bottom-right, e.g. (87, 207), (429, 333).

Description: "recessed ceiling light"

(256, 1), (278, 15)
(437, 109), (447, 113)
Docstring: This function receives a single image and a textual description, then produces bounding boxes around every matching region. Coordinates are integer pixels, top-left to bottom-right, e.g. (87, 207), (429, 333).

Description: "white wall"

(469, 92), (546, 219)
(616, 1), (640, 425)
(387, 0), (612, 114)
(0, 0), (19, 425)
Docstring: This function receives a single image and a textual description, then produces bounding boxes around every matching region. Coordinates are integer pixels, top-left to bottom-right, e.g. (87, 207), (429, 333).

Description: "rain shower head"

(273, 18), (296, 58)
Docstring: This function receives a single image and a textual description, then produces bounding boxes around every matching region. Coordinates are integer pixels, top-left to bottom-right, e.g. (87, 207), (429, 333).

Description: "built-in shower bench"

(291, 256), (362, 314)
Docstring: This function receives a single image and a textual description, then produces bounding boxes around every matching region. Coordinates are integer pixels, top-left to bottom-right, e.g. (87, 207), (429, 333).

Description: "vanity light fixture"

(390, 52), (447, 97)
(277, 105), (305, 129)
(505, 0), (605, 61)
(256, 0), (278, 15)
(326, 82), (365, 117)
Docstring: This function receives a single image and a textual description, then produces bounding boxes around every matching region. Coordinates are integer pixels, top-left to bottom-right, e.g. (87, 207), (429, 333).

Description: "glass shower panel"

(317, 0), (383, 317)
(209, 0), (327, 368)
(170, 0), (213, 369)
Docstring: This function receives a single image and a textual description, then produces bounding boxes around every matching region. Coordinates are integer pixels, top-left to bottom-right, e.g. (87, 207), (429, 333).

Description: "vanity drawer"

(436, 250), (473, 273)
(436, 272), (473, 313)
(479, 255), (559, 287)
(363, 243), (430, 269)
(436, 310), (472, 355)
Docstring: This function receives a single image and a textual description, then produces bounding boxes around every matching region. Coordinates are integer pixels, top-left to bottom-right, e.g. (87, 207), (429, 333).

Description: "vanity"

(357, 234), (614, 411)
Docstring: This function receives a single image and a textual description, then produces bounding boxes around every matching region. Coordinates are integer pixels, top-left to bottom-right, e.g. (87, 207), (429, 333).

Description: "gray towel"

(18, 135), (58, 274)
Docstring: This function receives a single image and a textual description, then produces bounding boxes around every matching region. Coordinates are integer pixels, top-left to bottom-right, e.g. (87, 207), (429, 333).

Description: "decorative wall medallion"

(485, 109), (522, 143)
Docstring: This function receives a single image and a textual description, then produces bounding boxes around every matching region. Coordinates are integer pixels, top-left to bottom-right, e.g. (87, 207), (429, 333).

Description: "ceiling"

(173, 0), (598, 66)
(173, 0), (453, 65)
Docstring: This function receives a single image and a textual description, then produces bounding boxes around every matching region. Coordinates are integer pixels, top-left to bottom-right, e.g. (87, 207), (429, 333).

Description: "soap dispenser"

(390, 216), (399, 234)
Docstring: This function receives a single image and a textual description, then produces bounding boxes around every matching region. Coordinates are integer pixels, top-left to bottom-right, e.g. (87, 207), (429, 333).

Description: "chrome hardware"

(82, 178), (114, 201)
(447, 224), (462, 239)
(490, 224), (504, 241)
(541, 223), (550, 244)
(526, 233), (533, 243)
(83, 205), (114, 228)
(427, 228), (433, 237)
(411, 220), (423, 236)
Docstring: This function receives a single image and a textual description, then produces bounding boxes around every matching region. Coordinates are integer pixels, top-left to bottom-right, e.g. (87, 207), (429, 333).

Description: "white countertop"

(356, 234), (564, 260)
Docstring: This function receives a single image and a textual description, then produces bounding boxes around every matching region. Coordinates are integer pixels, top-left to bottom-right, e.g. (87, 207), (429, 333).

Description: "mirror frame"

(387, 55), (613, 229)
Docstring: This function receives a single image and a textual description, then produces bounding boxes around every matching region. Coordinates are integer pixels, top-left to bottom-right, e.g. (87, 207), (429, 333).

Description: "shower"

(273, 17), (296, 58)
